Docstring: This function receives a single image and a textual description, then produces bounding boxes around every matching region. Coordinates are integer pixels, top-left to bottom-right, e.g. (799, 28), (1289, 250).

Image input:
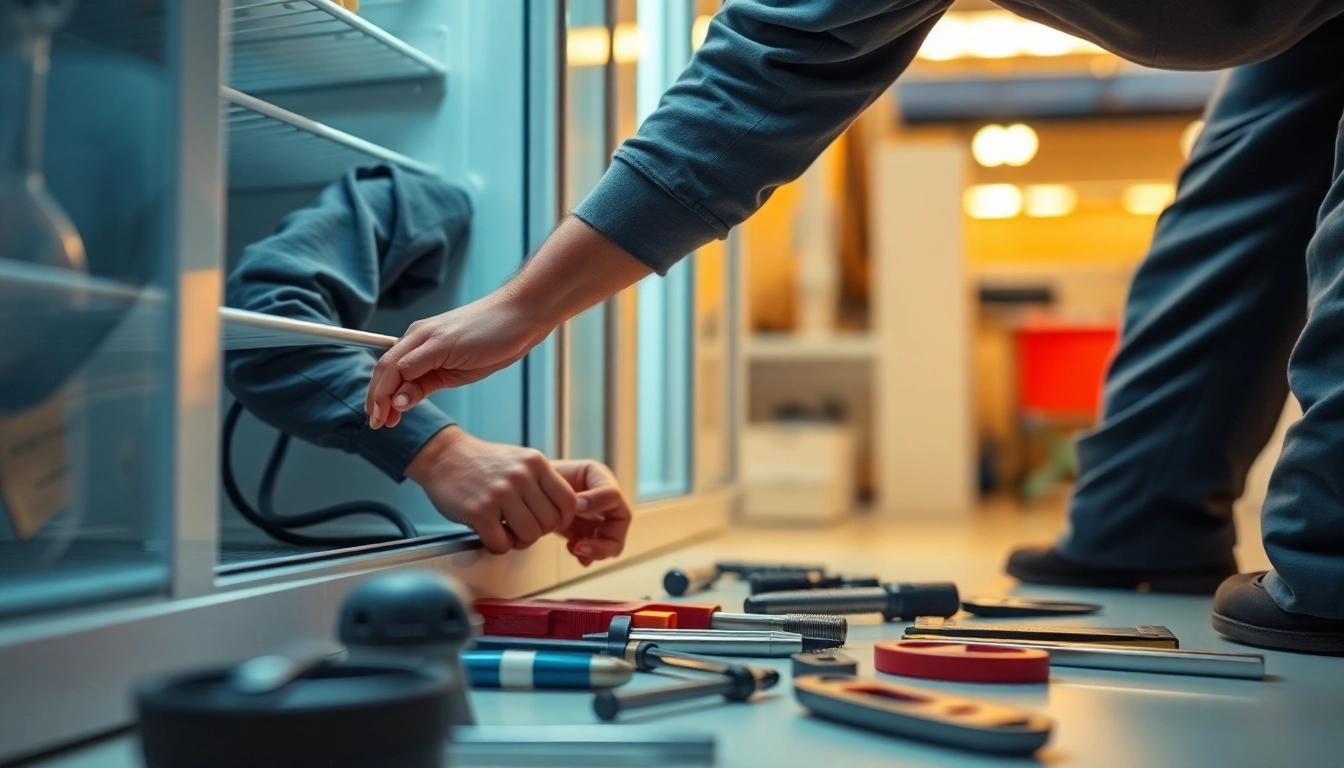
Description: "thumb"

(391, 379), (427, 412)
(576, 486), (624, 517)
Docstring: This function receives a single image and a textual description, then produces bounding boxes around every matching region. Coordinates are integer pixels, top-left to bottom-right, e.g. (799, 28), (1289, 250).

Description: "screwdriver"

(461, 650), (634, 690)
(585, 616), (838, 656)
(594, 663), (780, 721)
(471, 621), (738, 676)
(743, 582), (961, 621)
(748, 572), (880, 595)
(663, 562), (827, 596)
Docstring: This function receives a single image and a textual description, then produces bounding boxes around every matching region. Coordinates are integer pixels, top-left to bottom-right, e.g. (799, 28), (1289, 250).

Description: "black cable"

(222, 401), (418, 548)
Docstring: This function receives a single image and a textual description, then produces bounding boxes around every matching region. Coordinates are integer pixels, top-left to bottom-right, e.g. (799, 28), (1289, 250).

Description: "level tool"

(906, 617), (1179, 648)
(794, 676), (1052, 755)
(874, 641), (1049, 683)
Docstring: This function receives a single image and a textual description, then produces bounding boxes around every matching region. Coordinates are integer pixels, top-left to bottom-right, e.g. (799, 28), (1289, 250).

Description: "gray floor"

(31, 509), (1344, 768)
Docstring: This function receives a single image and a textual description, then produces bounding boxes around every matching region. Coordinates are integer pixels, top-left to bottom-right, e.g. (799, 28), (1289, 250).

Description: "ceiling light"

(918, 15), (965, 60)
(964, 184), (1023, 219)
(917, 12), (1106, 60)
(613, 23), (644, 64)
(1024, 185), (1077, 217)
(1020, 21), (1077, 56)
(1180, 120), (1205, 159)
(965, 13), (1022, 58)
(692, 15), (712, 50)
(567, 26), (610, 67)
(972, 123), (1038, 167)
(1122, 183), (1176, 215)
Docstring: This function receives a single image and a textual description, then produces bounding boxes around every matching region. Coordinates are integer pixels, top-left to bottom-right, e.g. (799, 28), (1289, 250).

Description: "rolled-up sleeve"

(573, 0), (951, 274)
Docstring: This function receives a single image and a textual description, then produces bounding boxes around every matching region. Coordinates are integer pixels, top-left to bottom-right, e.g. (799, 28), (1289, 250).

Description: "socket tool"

(905, 617), (1179, 648)
(585, 623), (837, 657)
(874, 641), (1050, 684)
(792, 652), (859, 677)
(749, 572), (880, 595)
(447, 726), (714, 767)
(594, 663), (780, 721)
(960, 596), (1102, 617)
(892, 636), (1265, 679)
(794, 676), (1052, 755)
(744, 582), (961, 621)
(460, 650), (633, 690)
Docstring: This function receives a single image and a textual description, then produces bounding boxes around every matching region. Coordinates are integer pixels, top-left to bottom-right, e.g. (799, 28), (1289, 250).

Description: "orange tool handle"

(473, 598), (721, 639)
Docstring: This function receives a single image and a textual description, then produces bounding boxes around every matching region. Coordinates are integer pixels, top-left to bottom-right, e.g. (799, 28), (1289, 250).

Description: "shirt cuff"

(353, 402), (455, 482)
(572, 157), (723, 276)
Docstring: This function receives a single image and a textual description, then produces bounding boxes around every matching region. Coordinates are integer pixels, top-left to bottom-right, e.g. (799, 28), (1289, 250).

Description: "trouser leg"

(1058, 18), (1344, 569)
(1262, 101), (1344, 619)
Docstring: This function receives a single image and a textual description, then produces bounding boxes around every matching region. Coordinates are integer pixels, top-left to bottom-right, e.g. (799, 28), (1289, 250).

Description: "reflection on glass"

(0, 3), (173, 619)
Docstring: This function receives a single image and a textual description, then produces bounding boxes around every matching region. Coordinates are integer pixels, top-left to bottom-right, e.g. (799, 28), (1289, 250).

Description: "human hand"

(406, 426), (582, 555)
(550, 459), (631, 566)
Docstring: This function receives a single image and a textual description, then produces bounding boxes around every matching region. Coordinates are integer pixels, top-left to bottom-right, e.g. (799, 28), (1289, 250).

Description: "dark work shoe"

(1212, 572), (1344, 654)
(1005, 546), (1237, 595)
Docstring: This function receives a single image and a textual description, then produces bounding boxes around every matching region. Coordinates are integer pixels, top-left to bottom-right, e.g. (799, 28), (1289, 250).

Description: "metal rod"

(915, 636), (1265, 679)
(220, 306), (396, 351)
(592, 629), (809, 657)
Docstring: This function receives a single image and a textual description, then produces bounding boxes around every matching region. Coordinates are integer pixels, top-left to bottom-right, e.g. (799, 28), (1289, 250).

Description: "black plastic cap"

(338, 570), (476, 649)
(664, 569), (691, 596)
(885, 582), (961, 620)
(593, 691), (621, 721)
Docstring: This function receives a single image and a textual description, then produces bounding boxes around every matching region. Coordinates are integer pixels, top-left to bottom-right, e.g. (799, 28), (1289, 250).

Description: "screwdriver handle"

(742, 583), (960, 621)
(663, 565), (722, 597)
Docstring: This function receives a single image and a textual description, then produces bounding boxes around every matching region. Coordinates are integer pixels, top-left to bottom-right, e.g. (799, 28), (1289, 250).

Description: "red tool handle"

(473, 598), (721, 639)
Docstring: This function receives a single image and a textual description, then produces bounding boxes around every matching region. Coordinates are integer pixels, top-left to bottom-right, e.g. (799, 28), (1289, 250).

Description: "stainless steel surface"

(447, 725), (715, 766)
(219, 307), (396, 351)
(745, 586), (890, 616)
(710, 612), (848, 643)
(623, 629), (805, 657)
(913, 636), (1266, 680)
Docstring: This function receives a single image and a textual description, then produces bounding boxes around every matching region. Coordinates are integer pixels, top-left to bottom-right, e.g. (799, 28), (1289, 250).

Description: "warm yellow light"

(613, 23), (644, 64)
(1122, 183), (1176, 215)
(567, 26), (610, 67)
(964, 184), (1023, 219)
(918, 11), (1106, 60)
(692, 14), (712, 50)
(1024, 184), (1077, 217)
(971, 123), (1037, 167)
(1180, 120), (1205, 159)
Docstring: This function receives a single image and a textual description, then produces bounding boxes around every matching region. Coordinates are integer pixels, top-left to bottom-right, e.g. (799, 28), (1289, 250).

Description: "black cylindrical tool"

(663, 565), (722, 596)
(593, 664), (779, 721)
(748, 572), (881, 595)
(791, 652), (858, 677)
(715, 562), (825, 577)
(743, 582), (960, 621)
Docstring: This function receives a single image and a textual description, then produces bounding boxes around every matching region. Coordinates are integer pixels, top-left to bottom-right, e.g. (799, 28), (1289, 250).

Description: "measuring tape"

(874, 640), (1049, 683)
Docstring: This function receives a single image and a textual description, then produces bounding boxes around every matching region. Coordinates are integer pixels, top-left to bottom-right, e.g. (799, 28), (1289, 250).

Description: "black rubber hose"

(222, 401), (418, 548)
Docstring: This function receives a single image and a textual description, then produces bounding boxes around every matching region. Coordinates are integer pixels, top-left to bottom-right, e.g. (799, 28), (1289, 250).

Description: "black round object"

(137, 661), (450, 768)
(791, 652), (858, 677)
(338, 570), (474, 648)
(886, 582), (961, 621)
(961, 596), (1103, 617)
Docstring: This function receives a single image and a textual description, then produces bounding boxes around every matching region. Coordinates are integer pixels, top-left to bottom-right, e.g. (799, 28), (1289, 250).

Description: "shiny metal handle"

(220, 307), (396, 351)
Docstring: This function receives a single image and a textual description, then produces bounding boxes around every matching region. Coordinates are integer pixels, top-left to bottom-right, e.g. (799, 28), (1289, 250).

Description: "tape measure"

(874, 640), (1049, 683)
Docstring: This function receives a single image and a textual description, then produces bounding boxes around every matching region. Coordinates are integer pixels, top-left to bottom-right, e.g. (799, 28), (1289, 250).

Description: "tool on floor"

(461, 650), (633, 690)
(960, 596), (1102, 617)
(716, 561), (827, 577)
(474, 596), (846, 644)
(338, 570), (477, 725)
(896, 636), (1265, 679)
(473, 618), (741, 676)
(792, 652), (859, 677)
(664, 565), (724, 596)
(904, 617), (1179, 648)
(743, 582), (960, 621)
(874, 641), (1050, 683)
(749, 572), (880, 595)
(585, 621), (836, 657)
(594, 663), (780, 721)
(447, 726), (715, 767)
(793, 676), (1052, 755)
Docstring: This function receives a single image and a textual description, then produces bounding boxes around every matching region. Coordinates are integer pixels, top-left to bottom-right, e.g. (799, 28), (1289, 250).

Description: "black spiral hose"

(221, 401), (418, 548)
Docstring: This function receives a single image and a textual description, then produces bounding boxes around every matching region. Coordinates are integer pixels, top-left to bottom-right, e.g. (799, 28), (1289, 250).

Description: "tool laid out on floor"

(900, 636), (1266, 679)
(792, 652), (859, 677)
(474, 617), (744, 676)
(874, 641), (1051, 683)
(585, 615), (838, 656)
(744, 582), (961, 621)
(960, 596), (1103, 617)
(748, 571), (881, 595)
(447, 726), (715, 767)
(474, 596), (847, 646)
(460, 650), (633, 690)
(663, 561), (827, 596)
(904, 617), (1179, 648)
(595, 662), (781, 721)
(794, 676), (1053, 755)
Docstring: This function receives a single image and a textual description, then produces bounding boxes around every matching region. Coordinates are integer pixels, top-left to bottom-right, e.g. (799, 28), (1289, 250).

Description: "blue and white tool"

(462, 650), (634, 690)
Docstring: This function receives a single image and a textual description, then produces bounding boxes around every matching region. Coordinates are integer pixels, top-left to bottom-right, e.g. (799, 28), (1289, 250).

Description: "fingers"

(535, 459), (579, 530)
(367, 321), (445, 429)
(498, 491), (543, 549)
(473, 514), (513, 555)
(576, 485), (625, 516)
(391, 380), (427, 415)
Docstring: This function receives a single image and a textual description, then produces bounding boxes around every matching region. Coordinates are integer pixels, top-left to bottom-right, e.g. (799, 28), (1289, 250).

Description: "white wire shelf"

(228, 0), (445, 93)
(223, 86), (437, 190)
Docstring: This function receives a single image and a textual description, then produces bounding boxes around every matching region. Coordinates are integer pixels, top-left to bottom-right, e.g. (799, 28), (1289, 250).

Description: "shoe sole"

(1211, 611), (1344, 655)
(1006, 563), (1228, 595)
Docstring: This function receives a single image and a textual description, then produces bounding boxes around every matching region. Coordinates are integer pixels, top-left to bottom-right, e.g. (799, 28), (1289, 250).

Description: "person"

(361, 1), (1344, 653)
(226, 165), (629, 565)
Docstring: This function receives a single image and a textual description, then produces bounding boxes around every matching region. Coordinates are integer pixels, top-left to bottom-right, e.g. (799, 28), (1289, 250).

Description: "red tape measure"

(874, 640), (1049, 683)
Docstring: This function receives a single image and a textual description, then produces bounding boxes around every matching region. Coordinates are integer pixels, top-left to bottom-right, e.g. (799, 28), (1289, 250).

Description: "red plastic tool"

(474, 598), (721, 639)
(874, 640), (1049, 683)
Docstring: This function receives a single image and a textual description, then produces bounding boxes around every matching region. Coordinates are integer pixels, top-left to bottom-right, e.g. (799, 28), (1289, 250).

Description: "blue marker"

(461, 650), (635, 690)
